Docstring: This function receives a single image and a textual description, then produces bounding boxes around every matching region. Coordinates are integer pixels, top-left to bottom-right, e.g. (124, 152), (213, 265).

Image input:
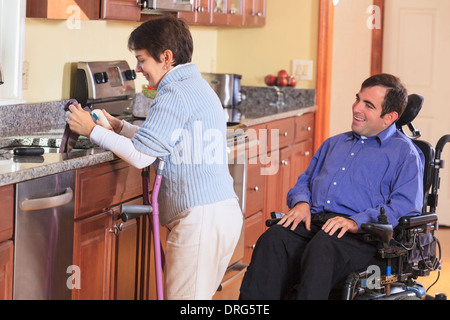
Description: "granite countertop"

(0, 106), (316, 187)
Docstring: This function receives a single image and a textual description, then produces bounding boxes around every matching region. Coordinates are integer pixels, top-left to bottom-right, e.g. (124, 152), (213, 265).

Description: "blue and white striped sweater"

(132, 64), (237, 225)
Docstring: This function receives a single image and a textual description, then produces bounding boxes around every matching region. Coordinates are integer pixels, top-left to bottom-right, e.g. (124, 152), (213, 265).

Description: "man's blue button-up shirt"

(287, 124), (424, 229)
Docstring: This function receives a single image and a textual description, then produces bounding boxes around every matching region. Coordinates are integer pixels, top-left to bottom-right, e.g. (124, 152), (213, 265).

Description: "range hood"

(141, 0), (193, 14)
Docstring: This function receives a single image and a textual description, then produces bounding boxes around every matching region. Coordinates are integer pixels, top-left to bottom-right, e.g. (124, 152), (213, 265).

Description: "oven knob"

(102, 72), (109, 83)
(125, 70), (137, 80)
(94, 72), (108, 84)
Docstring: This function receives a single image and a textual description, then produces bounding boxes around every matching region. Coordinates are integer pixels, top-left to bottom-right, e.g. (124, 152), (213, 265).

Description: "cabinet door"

(26, 0), (101, 20)
(110, 198), (142, 300)
(212, 0), (228, 25)
(178, 0), (211, 25)
(227, 0), (244, 26)
(246, 158), (265, 217)
(243, 211), (264, 264)
(100, 0), (141, 21)
(0, 185), (13, 243)
(244, 0), (266, 27)
(0, 241), (13, 300)
(72, 210), (114, 300)
(291, 139), (313, 188)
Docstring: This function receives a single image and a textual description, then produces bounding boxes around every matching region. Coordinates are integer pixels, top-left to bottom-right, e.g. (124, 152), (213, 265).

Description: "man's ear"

(384, 111), (399, 125)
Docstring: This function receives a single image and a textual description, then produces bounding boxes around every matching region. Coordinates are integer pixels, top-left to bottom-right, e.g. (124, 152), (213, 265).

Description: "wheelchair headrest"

(396, 94), (424, 128)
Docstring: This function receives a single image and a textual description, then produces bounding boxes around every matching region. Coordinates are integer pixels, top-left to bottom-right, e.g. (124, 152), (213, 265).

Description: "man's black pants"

(239, 212), (379, 300)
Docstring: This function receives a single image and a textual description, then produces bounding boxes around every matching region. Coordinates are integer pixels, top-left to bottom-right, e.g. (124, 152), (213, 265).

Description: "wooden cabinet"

(26, 0), (101, 20)
(72, 159), (164, 300)
(244, 112), (315, 263)
(0, 185), (14, 243)
(0, 241), (13, 300)
(178, 0), (265, 27)
(243, 0), (266, 27)
(100, 0), (141, 21)
(0, 185), (14, 300)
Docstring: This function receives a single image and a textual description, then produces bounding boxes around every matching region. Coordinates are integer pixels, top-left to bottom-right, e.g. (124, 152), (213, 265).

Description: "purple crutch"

(121, 158), (165, 300)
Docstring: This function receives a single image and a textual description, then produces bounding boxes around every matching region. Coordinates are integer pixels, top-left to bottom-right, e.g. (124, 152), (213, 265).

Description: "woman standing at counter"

(66, 15), (243, 300)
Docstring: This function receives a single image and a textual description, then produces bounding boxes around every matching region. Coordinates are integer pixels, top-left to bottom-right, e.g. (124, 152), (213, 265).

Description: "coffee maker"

(202, 73), (244, 124)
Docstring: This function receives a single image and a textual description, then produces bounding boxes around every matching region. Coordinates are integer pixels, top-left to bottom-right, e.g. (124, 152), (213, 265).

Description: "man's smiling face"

(351, 85), (391, 137)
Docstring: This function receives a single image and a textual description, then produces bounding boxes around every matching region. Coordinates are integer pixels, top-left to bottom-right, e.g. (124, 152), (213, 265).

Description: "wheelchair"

(267, 94), (450, 300)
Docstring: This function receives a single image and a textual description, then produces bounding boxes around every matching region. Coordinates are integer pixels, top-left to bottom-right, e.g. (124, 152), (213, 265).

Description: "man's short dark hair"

(361, 73), (408, 119)
(128, 15), (193, 67)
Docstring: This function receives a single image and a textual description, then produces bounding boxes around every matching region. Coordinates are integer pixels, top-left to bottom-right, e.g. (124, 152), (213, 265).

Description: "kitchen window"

(0, 0), (26, 106)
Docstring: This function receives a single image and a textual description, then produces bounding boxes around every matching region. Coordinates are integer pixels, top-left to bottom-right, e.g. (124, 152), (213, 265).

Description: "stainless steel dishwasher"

(14, 170), (75, 300)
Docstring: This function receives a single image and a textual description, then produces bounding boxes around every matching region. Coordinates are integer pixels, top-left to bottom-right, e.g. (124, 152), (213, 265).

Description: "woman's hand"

(66, 104), (96, 138)
(101, 109), (124, 134)
(278, 202), (311, 231)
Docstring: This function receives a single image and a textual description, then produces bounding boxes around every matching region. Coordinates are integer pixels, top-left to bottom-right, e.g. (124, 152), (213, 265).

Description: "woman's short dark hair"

(128, 15), (193, 67)
(361, 73), (408, 119)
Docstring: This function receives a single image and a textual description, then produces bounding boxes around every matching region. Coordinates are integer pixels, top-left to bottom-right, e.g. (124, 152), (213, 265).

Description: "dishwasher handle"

(20, 187), (73, 211)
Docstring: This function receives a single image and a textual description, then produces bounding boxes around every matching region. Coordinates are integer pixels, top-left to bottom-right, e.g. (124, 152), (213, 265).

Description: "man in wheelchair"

(240, 73), (447, 300)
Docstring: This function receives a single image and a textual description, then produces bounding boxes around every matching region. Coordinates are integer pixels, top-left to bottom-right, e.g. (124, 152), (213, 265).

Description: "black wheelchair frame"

(266, 94), (450, 300)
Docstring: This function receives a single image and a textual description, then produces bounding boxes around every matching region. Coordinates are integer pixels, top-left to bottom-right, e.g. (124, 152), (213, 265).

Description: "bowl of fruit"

(264, 70), (297, 88)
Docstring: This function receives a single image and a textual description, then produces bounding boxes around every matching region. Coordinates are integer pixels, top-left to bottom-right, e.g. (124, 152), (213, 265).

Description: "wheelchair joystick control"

(377, 207), (389, 224)
(361, 207), (393, 245)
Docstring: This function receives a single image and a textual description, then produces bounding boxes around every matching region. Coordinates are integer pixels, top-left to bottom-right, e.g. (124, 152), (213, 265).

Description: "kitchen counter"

(0, 106), (316, 187)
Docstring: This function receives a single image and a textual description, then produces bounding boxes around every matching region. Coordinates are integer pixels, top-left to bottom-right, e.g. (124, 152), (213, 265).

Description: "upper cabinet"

(178, 0), (265, 27)
(26, 0), (101, 20)
(26, 0), (266, 26)
(100, 0), (141, 21)
(26, 0), (140, 21)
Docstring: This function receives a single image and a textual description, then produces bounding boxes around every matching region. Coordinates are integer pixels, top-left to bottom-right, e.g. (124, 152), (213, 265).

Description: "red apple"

(277, 76), (288, 87)
(264, 74), (277, 86)
(288, 75), (297, 87)
(277, 70), (289, 78)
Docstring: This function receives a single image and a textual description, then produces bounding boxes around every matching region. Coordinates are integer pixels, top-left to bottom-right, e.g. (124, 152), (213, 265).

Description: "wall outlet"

(292, 60), (313, 81)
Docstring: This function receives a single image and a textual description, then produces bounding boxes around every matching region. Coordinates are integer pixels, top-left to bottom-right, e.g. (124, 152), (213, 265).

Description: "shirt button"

(351, 153), (355, 156)
(327, 200), (331, 204)
(333, 182), (337, 186)
(342, 167), (346, 171)
(361, 141), (365, 144)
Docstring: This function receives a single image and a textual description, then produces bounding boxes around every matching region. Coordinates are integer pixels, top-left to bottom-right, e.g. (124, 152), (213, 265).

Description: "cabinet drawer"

(247, 123), (268, 158)
(0, 185), (14, 243)
(295, 113), (314, 143)
(267, 117), (295, 151)
(246, 161), (265, 216)
(75, 160), (143, 219)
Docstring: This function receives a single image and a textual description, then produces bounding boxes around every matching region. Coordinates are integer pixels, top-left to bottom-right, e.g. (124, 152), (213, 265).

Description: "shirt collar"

(349, 123), (397, 147)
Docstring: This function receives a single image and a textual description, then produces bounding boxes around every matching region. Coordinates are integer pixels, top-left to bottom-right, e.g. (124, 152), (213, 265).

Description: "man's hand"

(322, 216), (358, 238)
(278, 202), (311, 231)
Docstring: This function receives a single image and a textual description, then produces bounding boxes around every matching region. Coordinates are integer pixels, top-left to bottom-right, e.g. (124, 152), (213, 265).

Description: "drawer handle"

(20, 187), (73, 211)
(251, 186), (259, 192)
(281, 132), (288, 137)
(307, 126), (312, 131)
(304, 151), (310, 156)
(282, 160), (288, 166)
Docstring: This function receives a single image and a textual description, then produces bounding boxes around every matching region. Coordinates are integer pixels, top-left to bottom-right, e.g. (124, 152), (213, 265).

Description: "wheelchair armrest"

(361, 222), (393, 244)
(397, 214), (438, 229)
